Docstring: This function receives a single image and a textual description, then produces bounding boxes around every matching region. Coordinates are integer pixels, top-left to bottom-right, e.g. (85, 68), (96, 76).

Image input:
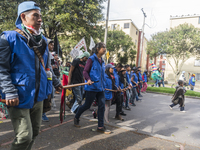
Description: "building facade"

(98, 19), (148, 71)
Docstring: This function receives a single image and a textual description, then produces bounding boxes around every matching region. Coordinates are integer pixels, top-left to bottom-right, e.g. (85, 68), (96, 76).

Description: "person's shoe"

(131, 103), (136, 106)
(125, 106), (131, 110)
(180, 107), (186, 112)
(169, 105), (173, 110)
(136, 98), (142, 101)
(120, 111), (126, 116)
(151, 85), (154, 87)
(74, 118), (81, 127)
(115, 115), (124, 121)
(138, 95), (143, 97)
(42, 113), (49, 122)
(66, 101), (72, 109)
(97, 126), (111, 134)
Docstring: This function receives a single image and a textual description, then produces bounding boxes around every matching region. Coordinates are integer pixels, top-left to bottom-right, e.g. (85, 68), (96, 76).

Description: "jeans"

(8, 101), (43, 150)
(75, 91), (105, 127)
(138, 83), (142, 96)
(131, 88), (138, 103)
(71, 86), (84, 113)
(161, 80), (165, 87)
(155, 79), (159, 87)
(125, 90), (130, 107)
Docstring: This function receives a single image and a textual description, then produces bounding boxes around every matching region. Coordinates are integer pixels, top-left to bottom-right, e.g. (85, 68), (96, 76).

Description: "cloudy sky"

(103, 0), (200, 39)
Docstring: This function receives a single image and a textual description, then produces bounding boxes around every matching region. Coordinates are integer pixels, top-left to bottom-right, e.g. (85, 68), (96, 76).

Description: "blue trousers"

(75, 91), (105, 127)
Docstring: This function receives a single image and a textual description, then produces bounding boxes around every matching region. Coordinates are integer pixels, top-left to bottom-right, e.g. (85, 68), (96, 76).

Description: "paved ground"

(0, 92), (200, 150)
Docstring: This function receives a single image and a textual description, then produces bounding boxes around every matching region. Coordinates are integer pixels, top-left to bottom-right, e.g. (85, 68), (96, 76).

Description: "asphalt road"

(0, 92), (200, 150)
(86, 92), (200, 147)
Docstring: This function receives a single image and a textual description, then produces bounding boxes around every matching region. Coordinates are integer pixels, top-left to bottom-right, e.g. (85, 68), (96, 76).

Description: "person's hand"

(136, 84), (138, 87)
(6, 98), (19, 106)
(56, 84), (63, 91)
(87, 79), (93, 85)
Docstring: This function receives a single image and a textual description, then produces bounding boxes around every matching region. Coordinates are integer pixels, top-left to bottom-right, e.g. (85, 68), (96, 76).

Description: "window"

(199, 17), (200, 24)
(162, 65), (165, 68)
(111, 24), (117, 30)
(124, 23), (129, 29)
(162, 61), (165, 64)
(194, 60), (200, 66)
(136, 30), (138, 35)
(196, 73), (200, 81)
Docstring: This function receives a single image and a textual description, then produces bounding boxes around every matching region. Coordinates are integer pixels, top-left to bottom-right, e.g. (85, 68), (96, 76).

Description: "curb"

(146, 91), (200, 100)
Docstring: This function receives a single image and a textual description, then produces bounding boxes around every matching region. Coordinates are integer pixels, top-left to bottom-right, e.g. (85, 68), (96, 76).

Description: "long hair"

(93, 42), (106, 54)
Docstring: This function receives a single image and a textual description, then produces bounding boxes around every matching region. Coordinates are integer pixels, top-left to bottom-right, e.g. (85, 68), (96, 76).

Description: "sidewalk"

(0, 93), (200, 150)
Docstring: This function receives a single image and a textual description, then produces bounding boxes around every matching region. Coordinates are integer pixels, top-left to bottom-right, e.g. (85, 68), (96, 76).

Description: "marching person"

(137, 66), (143, 97)
(0, 2), (62, 149)
(141, 70), (148, 94)
(74, 42), (111, 134)
(68, 51), (90, 114)
(104, 64), (117, 123)
(113, 63), (126, 119)
(189, 74), (196, 91)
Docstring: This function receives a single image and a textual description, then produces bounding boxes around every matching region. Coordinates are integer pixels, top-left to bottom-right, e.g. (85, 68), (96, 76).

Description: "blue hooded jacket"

(104, 74), (113, 100)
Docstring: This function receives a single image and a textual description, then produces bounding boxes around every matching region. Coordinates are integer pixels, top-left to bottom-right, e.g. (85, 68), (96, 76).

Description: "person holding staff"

(74, 42), (111, 134)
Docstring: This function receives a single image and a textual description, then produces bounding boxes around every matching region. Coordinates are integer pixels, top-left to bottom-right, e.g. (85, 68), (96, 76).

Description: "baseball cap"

(15, 1), (41, 25)
(105, 64), (115, 70)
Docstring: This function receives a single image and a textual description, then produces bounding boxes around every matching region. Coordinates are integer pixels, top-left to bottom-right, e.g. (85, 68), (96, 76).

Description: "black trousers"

(115, 92), (123, 116)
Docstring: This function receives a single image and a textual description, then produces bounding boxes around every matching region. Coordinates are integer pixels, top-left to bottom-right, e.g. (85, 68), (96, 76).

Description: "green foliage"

(147, 23), (200, 82)
(0, 0), (106, 59)
(106, 29), (136, 64)
(147, 87), (200, 97)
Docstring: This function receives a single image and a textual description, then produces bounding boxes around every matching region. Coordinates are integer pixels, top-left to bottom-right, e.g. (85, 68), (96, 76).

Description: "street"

(0, 93), (200, 150)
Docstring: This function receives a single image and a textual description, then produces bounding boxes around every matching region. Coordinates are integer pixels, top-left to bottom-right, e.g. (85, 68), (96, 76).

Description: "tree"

(129, 49), (137, 66)
(0, 0), (106, 59)
(106, 29), (136, 64)
(147, 23), (200, 82)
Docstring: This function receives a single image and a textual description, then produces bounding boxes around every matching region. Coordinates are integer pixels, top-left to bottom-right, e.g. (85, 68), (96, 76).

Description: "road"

(0, 92), (200, 150)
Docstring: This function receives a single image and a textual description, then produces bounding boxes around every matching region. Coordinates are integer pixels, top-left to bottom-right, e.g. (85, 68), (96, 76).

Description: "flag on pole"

(70, 37), (87, 59)
(106, 51), (110, 61)
(53, 32), (62, 58)
(89, 36), (96, 50)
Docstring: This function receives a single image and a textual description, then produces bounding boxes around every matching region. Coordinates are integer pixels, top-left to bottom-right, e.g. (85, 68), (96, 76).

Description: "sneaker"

(180, 107), (186, 112)
(66, 101), (72, 109)
(115, 115), (124, 121)
(120, 111), (126, 116)
(138, 95), (143, 97)
(136, 99), (142, 101)
(125, 106), (131, 110)
(169, 105), (173, 110)
(97, 126), (111, 134)
(42, 113), (49, 122)
(131, 103), (136, 106)
(74, 118), (81, 127)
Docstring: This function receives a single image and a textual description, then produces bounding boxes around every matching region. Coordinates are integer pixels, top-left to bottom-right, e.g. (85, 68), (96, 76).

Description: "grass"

(147, 87), (200, 98)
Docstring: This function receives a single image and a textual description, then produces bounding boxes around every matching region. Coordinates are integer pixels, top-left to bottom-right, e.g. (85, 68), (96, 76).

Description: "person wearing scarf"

(0, 2), (62, 149)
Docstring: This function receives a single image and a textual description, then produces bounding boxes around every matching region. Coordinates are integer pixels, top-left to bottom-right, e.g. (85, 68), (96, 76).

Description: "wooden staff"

(105, 89), (118, 92)
(63, 81), (97, 89)
(0, 99), (6, 104)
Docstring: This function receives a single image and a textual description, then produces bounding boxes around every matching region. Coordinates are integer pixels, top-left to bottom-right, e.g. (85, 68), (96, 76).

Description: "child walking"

(169, 80), (186, 112)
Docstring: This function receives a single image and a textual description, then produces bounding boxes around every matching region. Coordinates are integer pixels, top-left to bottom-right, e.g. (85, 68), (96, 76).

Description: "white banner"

(70, 37), (87, 59)
(89, 36), (95, 50)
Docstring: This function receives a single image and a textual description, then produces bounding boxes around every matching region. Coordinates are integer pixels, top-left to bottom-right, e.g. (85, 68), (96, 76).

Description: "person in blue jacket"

(104, 64), (117, 123)
(0, 2), (62, 149)
(189, 74), (196, 91)
(113, 63), (126, 118)
(74, 42), (111, 134)
(130, 67), (141, 105)
(137, 66), (144, 97)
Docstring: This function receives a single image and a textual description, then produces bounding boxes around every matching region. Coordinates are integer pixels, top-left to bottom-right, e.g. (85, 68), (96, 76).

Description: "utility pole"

(104, 0), (110, 63)
(138, 8), (147, 67)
